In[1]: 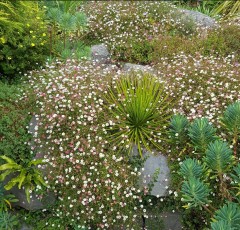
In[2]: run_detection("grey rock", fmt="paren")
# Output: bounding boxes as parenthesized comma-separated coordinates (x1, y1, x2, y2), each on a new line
(19, 223, 33, 230)
(180, 9, 218, 28)
(132, 147, 170, 197)
(122, 63, 155, 73)
(161, 211, 182, 230)
(10, 186, 56, 211)
(91, 44, 110, 64)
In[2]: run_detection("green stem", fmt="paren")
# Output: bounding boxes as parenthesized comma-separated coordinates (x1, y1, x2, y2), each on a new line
(233, 134, 238, 157)
(64, 30, 66, 49)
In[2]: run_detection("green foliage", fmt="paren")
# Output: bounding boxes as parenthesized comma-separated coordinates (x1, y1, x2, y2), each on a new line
(0, 183, 18, 211)
(0, 156, 47, 203)
(188, 118, 217, 153)
(171, 102, 240, 229)
(204, 140, 234, 175)
(212, 1, 240, 19)
(181, 177, 211, 209)
(221, 101, 240, 136)
(44, 0, 89, 61)
(0, 81, 33, 162)
(169, 114, 189, 145)
(201, 24, 240, 62)
(0, 211, 19, 230)
(231, 163, 240, 196)
(211, 220, 235, 230)
(104, 72, 171, 157)
(212, 202, 240, 229)
(179, 158, 203, 179)
(0, 1, 49, 78)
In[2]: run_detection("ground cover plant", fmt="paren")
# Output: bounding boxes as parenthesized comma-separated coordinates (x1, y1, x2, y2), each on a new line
(82, 1, 198, 64)
(0, 0, 240, 229)
(24, 61, 165, 229)
(82, 1, 240, 64)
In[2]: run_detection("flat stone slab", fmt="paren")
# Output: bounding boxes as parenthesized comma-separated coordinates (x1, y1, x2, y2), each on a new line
(132, 147, 170, 197)
(91, 44, 110, 64)
(122, 63, 155, 73)
(161, 212, 182, 230)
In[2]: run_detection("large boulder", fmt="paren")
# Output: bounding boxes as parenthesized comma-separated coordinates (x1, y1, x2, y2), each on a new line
(132, 147, 170, 197)
(180, 9, 218, 28)
(91, 44, 111, 64)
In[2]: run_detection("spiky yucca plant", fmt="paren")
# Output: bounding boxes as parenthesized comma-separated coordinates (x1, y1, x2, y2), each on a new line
(104, 72, 172, 157)
(212, 1, 240, 19)
(188, 118, 217, 154)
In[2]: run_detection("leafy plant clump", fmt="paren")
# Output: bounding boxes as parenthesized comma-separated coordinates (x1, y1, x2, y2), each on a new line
(0, 211, 19, 230)
(0, 1, 49, 78)
(0, 81, 33, 163)
(43, 0, 90, 61)
(0, 156, 47, 203)
(169, 102, 240, 229)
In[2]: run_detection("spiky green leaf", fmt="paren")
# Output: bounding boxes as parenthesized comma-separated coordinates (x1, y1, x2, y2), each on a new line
(181, 177, 211, 209)
(204, 140, 234, 174)
(169, 114, 189, 144)
(213, 202, 240, 229)
(180, 158, 203, 179)
(188, 118, 217, 153)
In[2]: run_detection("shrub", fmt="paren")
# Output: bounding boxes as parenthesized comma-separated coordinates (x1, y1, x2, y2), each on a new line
(201, 24, 240, 61)
(0, 1, 49, 78)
